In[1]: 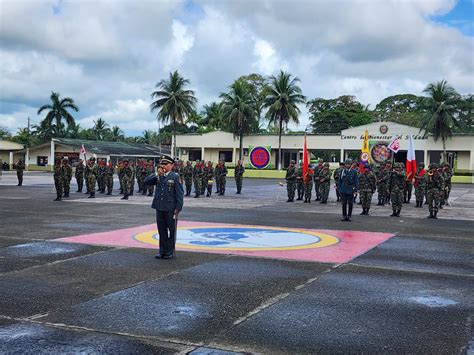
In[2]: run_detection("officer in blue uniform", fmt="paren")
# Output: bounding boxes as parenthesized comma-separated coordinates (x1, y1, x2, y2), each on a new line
(144, 154, 184, 259)
(338, 158, 359, 222)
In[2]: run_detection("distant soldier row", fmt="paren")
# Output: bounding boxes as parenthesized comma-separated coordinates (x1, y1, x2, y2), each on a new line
(285, 159, 453, 220)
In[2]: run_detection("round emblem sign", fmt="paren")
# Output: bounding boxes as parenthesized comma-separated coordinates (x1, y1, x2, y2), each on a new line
(249, 146, 271, 169)
(135, 226, 339, 251)
(370, 142, 393, 164)
(379, 124, 388, 134)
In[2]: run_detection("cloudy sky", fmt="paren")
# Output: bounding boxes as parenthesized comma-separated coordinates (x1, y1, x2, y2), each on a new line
(0, 0, 473, 136)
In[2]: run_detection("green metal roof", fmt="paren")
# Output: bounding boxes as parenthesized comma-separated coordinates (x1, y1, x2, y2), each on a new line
(53, 138, 170, 156)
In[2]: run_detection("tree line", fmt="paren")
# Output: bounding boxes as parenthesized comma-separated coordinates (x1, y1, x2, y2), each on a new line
(1, 71, 472, 167)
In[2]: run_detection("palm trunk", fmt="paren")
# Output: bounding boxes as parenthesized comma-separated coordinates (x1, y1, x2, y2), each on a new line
(239, 130, 243, 161)
(442, 138, 447, 163)
(173, 118, 177, 158)
(278, 117, 283, 170)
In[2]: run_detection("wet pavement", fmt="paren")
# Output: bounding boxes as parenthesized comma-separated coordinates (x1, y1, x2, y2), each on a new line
(0, 172, 473, 353)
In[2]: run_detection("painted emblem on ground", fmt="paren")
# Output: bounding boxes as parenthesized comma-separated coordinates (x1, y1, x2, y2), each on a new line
(55, 221, 393, 263)
(135, 226, 339, 251)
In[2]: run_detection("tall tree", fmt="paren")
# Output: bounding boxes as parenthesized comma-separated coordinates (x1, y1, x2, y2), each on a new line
(220, 79, 256, 160)
(238, 73, 270, 131)
(92, 117, 110, 140)
(307, 95, 373, 134)
(420, 80, 461, 161)
(202, 102, 229, 131)
(108, 125, 125, 141)
(0, 126, 11, 139)
(37, 92, 79, 138)
(373, 94, 427, 126)
(264, 71, 306, 169)
(150, 70, 197, 157)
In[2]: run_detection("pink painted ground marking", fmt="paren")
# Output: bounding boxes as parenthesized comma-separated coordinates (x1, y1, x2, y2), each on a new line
(55, 220, 393, 264)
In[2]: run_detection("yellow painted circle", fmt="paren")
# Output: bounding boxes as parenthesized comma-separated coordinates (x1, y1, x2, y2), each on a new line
(134, 225, 339, 251)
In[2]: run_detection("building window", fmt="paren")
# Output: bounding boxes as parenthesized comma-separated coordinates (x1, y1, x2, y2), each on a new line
(188, 149, 202, 161)
(219, 150, 233, 162)
(37, 156, 48, 166)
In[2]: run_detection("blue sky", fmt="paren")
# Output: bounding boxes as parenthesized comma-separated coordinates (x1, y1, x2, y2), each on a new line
(0, 0, 473, 137)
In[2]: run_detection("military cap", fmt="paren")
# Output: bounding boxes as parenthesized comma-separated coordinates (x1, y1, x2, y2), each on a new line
(123, 159, 129, 163)
(160, 154, 175, 165)
(324, 162, 329, 167)
(290, 160, 296, 164)
(344, 158, 353, 164)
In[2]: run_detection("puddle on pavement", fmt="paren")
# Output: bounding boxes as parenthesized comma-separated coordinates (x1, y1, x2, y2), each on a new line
(409, 296, 458, 308)
(7, 242, 79, 257)
(0, 324, 47, 340)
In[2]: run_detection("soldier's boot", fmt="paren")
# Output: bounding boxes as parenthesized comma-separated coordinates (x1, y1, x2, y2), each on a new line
(88, 192, 95, 198)
(129, 190, 134, 196)
(54, 194, 61, 201)
(101, 189, 105, 194)
(427, 211, 433, 219)
(194, 193, 199, 198)
(303, 198, 308, 203)
(64, 192, 69, 198)
(121, 194, 128, 200)
(390, 210, 397, 217)
(366, 208, 370, 215)
(396, 209, 401, 217)
(407, 193, 411, 203)
(433, 211, 438, 219)
(106, 191, 112, 195)
(360, 208, 366, 215)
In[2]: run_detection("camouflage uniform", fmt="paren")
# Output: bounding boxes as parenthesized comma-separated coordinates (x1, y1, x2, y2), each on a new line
(389, 164, 405, 216)
(318, 164, 331, 203)
(217, 163, 228, 195)
(425, 164, 443, 218)
(404, 177, 413, 204)
(129, 163, 135, 196)
(375, 165, 388, 205)
(97, 163, 106, 193)
(204, 163, 214, 197)
(441, 164, 453, 206)
(313, 161, 323, 201)
(86, 160, 98, 198)
(234, 162, 245, 194)
(75, 161, 84, 192)
(359, 168, 376, 215)
(296, 166, 304, 200)
(285, 162, 297, 202)
(303, 169, 313, 203)
(62, 161, 72, 197)
(333, 164, 343, 202)
(136, 161, 144, 193)
(201, 163, 208, 195)
(121, 163, 133, 200)
(16, 160, 25, 186)
(183, 162, 193, 196)
(105, 163, 114, 195)
(193, 162, 203, 198)
(437, 168, 446, 209)
(117, 162, 124, 194)
(53, 161, 64, 201)
(145, 163, 155, 196)
(413, 165, 426, 207)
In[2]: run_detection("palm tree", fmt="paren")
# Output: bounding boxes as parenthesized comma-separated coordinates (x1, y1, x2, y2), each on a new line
(420, 80, 461, 162)
(37, 92, 79, 138)
(66, 122, 81, 139)
(220, 79, 256, 160)
(93, 117, 110, 140)
(264, 71, 306, 169)
(150, 70, 197, 157)
(203, 102, 227, 131)
(108, 125, 124, 142)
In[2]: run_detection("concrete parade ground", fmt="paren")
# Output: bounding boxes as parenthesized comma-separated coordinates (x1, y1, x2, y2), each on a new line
(0, 171, 473, 354)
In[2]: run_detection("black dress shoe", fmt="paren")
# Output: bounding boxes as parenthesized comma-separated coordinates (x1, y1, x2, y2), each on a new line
(341, 217, 347, 221)
(163, 254, 174, 259)
(154, 254, 164, 259)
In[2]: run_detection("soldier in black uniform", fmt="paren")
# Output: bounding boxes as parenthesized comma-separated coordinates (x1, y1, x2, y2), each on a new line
(144, 155, 184, 260)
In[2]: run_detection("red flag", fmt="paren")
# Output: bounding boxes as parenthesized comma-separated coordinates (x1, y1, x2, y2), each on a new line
(303, 134, 309, 183)
(406, 134, 417, 181)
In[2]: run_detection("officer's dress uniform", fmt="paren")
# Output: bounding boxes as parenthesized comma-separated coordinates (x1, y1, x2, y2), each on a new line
(144, 168, 184, 259)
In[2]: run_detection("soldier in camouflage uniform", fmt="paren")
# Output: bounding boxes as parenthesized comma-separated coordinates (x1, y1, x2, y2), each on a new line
(129, 162, 135, 196)
(121, 160, 133, 200)
(313, 159, 323, 201)
(413, 163, 426, 207)
(303, 166, 313, 203)
(375, 163, 386, 205)
(359, 164, 377, 215)
(177, 160, 184, 185)
(200, 161, 207, 195)
(16, 159, 25, 186)
(389, 163, 405, 217)
(193, 160, 203, 198)
(425, 163, 443, 219)
(318, 162, 331, 204)
(215, 161, 221, 194)
(86, 158, 98, 198)
(99, 160, 107, 193)
(404, 166, 413, 204)
(145, 161, 155, 196)
(437, 166, 446, 209)
(296, 163, 304, 200)
(441, 162, 453, 206)
(333, 162, 344, 202)
(217, 160, 228, 195)
(183, 161, 193, 196)
(117, 161, 124, 194)
(136, 160, 144, 193)
(204, 161, 214, 197)
(234, 159, 245, 194)
(104, 161, 114, 195)
(285, 160, 297, 202)
(53, 159, 64, 201)
(75, 159, 84, 192)
(62, 158, 72, 197)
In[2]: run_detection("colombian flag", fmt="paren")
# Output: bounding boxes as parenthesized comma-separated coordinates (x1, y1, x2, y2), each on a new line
(360, 129, 370, 172)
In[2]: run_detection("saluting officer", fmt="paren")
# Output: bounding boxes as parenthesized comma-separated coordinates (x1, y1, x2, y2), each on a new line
(144, 155, 184, 260)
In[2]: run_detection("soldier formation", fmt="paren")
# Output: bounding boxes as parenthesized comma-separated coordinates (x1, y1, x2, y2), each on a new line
(285, 158, 453, 220)
(53, 157, 245, 202)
